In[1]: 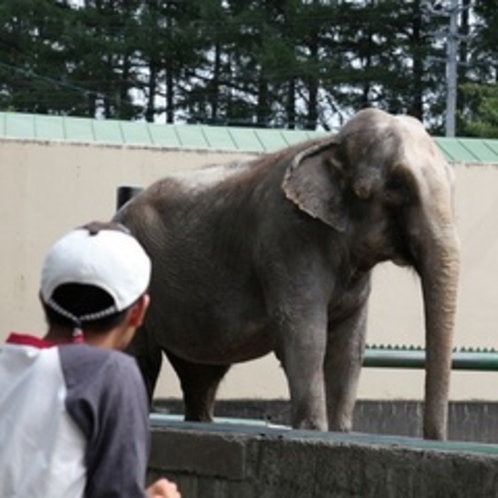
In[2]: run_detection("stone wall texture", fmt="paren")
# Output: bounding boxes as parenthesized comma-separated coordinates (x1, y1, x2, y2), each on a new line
(148, 421, 498, 498)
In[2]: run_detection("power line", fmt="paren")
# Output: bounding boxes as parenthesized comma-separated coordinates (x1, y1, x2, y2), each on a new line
(0, 61, 118, 103)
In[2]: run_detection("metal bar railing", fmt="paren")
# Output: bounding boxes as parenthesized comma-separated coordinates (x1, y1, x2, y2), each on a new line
(364, 346, 498, 371)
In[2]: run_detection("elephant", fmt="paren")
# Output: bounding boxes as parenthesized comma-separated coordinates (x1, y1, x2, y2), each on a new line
(114, 107, 460, 440)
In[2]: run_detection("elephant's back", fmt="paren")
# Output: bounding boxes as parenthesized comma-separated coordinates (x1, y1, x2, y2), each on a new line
(110, 150, 311, 363)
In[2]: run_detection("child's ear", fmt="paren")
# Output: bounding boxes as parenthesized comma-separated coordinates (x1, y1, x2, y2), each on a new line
(127, 294, 150, 327)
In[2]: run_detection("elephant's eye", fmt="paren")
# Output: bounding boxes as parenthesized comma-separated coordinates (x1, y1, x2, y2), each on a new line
(384, 173, 410, 206)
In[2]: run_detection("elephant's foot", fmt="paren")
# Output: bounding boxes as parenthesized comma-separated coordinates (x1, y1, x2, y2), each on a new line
(290, 399, 328, 431)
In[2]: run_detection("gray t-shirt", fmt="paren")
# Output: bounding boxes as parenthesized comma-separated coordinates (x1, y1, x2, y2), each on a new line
(0, 333, 150, 498)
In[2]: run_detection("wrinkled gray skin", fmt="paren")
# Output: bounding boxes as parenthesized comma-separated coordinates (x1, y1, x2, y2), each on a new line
(114, 108, 460, 440)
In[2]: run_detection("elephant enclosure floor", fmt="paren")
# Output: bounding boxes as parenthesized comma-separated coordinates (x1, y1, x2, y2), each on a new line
(153, 398, 498, 444)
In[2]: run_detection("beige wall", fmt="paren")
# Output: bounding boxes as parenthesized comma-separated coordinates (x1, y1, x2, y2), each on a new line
(1, 138, 498, 402)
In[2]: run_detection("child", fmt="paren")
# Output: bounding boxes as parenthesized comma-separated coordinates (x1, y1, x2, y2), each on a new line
(0, 221, 180, 498)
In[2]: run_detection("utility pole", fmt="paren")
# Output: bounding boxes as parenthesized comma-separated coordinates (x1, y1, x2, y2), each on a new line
(424, 0, 466, 137)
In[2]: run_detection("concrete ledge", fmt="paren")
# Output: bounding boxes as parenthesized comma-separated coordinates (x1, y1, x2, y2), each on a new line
(148, 420, 498, 498)
(154, 399, 498, 443)
(150, 430, 247, 480)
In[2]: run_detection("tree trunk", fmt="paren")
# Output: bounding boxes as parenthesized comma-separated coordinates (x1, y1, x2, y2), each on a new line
(287, 77, 296, 129)
(409, 1, 424, 120)
(210, 41, 221, 122)
(256, 75, 268, 127)
(145, 61, 157, 123)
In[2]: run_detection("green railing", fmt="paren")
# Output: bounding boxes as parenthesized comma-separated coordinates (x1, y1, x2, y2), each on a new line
(364, 345, 498, 371)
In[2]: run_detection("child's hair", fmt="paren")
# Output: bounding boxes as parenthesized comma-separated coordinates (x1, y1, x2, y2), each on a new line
(42, 283, 130, 333)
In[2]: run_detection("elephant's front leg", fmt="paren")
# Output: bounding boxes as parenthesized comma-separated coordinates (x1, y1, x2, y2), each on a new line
(324, 303, 368, 432)
(276, 308, 328, 431)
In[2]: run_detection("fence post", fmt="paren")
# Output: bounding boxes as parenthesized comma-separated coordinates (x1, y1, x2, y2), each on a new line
(116, 186, 143, 211)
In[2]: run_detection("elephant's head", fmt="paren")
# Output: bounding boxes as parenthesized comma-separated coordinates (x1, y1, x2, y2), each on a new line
(283, 108, 460, 440)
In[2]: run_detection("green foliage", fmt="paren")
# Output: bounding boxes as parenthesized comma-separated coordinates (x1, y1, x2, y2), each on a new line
(0, 0, 494, 134)
(0, 0, 70, 113)
(459, 84, 498, 138)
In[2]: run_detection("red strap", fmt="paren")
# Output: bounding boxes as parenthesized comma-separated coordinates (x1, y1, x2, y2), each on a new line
(6, 333, 55, 349)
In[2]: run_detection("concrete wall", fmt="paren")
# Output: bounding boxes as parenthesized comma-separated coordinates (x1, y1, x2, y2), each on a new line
(147, 421, 498, 498)
(2, 138, 498, 401)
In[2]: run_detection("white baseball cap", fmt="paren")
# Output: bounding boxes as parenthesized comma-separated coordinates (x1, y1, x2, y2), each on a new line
(41, 225, 151, 321)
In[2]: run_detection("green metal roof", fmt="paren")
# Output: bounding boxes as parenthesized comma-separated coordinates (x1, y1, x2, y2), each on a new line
(1, 111, 497, 164)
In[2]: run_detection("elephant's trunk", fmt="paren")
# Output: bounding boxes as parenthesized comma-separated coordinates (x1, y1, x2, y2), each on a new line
(419, 220, 460, 440)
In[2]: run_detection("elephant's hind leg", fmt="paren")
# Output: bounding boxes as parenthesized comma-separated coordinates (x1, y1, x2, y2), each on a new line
(126, 326, 163, 403)
(165, 352, 230, 422)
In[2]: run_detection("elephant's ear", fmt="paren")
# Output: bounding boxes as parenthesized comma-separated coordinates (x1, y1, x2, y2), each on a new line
(282, 137, 347, 232)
